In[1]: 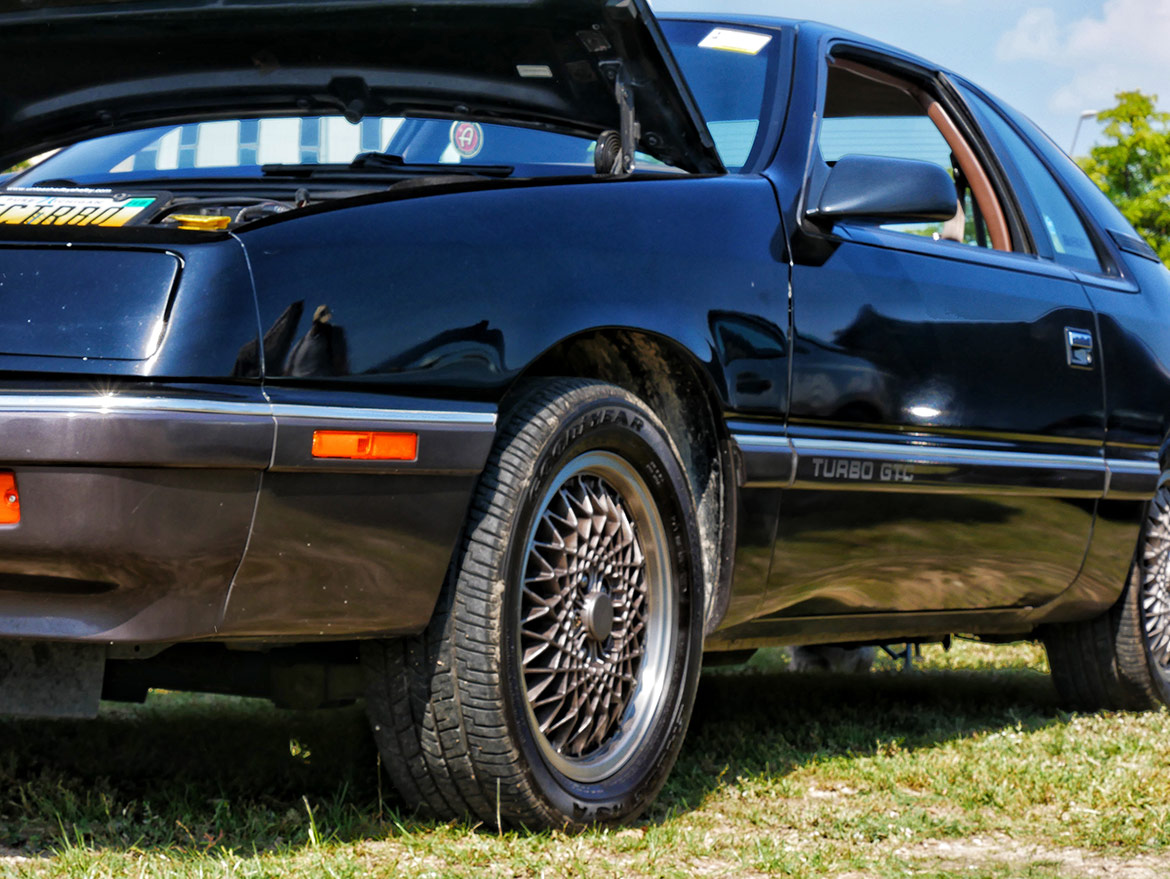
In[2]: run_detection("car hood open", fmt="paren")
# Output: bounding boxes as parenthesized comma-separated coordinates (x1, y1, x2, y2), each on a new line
(0, 0, 724, 173)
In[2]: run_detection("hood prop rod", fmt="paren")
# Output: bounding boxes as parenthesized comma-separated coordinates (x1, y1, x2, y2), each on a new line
(597, 61, 640, 176)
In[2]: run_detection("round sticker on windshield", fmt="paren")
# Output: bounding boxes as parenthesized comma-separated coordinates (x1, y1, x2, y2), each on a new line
(450, 122, 484, 159)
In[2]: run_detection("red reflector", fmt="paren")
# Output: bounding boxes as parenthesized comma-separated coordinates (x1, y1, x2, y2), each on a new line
(311, 430, 418, 461)
(0, 472, 19, 525)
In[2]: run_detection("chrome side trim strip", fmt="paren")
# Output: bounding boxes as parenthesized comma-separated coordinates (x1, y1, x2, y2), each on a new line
(1104, 457, 1161, 500)
(731, 434, 790, 450)
(732, 432, 1108, 495)
(0, 394, 497, 426)
(730, 433, 797, 487)
(733, 431, 1170, 501)
(792, 437, 1103, 471)
(732, 431, 1163, 498)
(1106, 458, 1161, 476)
(0, 394, 271, 417)
(271, 403, 496, 425)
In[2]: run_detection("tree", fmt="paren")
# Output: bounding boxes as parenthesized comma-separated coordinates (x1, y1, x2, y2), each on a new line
(1079, 90, 1170, 263)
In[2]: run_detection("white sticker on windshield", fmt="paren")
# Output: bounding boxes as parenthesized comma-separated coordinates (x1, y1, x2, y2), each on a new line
(698, 28, 772, 55)
(516, 64, 554, 78)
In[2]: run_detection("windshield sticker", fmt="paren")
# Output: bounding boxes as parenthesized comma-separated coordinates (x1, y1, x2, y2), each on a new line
(516, 64, 554, 79)
(450, 122, 484, 159)
(0, 190, 161, 227)
(698, 28, 772, 55)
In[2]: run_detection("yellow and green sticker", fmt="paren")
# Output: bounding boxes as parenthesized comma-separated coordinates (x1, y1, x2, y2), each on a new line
(0, 192, 158, 227)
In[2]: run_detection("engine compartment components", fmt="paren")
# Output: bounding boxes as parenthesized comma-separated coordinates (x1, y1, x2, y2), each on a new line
(156, 197, 293, 230)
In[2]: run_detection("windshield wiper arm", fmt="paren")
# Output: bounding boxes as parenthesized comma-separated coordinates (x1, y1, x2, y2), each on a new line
(349, 151, 406, 169)
(261, 160, 513, 179)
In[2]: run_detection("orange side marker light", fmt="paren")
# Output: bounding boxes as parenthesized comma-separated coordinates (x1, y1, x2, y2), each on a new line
(0, 472, 19, 525)
(311, 430, 418, 461)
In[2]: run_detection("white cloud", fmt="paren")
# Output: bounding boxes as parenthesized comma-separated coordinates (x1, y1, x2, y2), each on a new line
(997, 0, 1170, 112)
(997, 7, 1063, 60)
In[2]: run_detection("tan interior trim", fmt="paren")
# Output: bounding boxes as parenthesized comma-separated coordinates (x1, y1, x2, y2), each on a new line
(827, 57, 1012, 252)
(925, 100, 1010, 252)
(831, 57, 920, 95)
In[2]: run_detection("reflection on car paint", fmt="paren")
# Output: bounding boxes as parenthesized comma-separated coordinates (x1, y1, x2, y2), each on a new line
(285, 305, 349, 377)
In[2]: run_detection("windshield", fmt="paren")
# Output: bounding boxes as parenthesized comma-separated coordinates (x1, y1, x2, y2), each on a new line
(660, 20, 783, 171)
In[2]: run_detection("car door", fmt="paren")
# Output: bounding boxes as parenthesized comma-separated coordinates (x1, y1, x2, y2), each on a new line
(760, 48, 1106, 619)
(953, 79, 1165, 601)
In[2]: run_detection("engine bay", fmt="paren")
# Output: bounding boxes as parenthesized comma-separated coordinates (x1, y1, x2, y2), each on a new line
(154, 196, 298, 231)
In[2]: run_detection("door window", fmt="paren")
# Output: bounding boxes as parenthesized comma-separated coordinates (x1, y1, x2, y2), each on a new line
(959, 87, 1104, 274)
(816, 58, 1010, 251)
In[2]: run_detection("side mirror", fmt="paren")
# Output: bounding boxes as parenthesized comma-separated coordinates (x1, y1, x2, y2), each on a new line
(805, 154, 958, 228)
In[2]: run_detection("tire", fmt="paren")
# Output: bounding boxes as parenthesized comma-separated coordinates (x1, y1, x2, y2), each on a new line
(1043, 483, 1170, 711)
(363, 378, 704, 829)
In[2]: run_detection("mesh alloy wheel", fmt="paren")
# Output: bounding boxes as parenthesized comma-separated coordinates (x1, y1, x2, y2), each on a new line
(363, 379, 705, 829)
(518, 452, 675, 783)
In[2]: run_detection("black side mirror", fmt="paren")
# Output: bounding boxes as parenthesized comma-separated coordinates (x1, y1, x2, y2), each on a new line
(805, 154, 958, 228)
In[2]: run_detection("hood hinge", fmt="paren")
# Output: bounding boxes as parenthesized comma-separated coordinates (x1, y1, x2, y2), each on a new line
(598, 60, 640, 176)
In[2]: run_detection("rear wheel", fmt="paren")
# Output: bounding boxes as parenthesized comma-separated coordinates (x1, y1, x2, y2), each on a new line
(363, 378, 704, 828)
(1043, 483, 1170, 711)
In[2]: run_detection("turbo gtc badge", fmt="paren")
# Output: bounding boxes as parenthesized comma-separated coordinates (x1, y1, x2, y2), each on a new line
(812, 458, 915, 483)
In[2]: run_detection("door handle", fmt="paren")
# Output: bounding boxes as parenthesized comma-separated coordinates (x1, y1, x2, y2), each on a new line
(1065, 327, 1094, 369)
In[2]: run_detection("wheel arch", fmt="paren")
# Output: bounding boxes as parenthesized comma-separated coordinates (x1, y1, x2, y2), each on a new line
(505, 328, 738, 636)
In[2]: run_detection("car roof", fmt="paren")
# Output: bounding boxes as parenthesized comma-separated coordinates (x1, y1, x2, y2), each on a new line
(660, 12, 958, 82)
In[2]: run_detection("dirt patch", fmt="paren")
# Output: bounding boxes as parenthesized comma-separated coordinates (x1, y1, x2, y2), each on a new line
(896, 835, 1170, 878)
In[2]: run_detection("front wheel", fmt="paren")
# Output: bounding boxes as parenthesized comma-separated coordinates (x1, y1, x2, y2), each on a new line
(363, 379, 704, 828)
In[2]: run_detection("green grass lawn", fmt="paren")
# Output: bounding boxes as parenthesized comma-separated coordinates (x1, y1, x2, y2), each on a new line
(2, 640, 1169, 877)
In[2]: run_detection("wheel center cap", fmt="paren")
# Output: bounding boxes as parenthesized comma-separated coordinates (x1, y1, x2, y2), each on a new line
(582, 591, 614, 642)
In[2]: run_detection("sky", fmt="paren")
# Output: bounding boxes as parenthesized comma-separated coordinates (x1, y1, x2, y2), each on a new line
(652, 0, 1170, 155)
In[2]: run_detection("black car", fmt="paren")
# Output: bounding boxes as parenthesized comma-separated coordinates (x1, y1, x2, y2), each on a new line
(1, 0, 1168, 830)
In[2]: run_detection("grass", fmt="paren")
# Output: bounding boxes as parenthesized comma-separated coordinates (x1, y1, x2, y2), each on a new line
(2, 640, 1169, 877)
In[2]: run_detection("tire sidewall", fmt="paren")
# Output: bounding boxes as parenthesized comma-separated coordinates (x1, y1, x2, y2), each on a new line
(1138, 486, 1170, 702)
(1141, 633, 1170, 702)
(499, 388, 703, 826)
